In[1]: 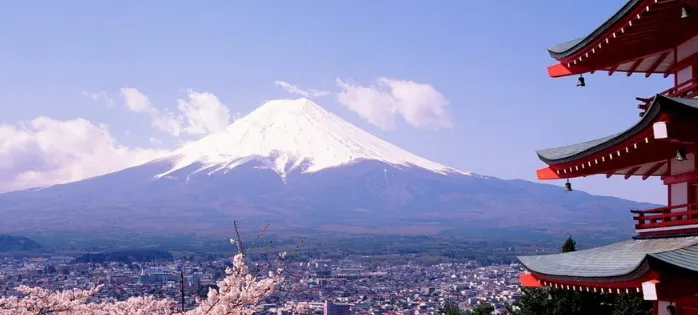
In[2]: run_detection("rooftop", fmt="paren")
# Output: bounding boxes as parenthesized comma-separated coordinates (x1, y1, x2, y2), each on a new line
(536, 95, 698, 165)
(519, 236, 698, 279)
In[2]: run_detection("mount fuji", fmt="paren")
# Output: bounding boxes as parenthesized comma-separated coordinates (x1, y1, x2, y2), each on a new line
(156, 98, 468, 181)
(0, 99, 655, 242)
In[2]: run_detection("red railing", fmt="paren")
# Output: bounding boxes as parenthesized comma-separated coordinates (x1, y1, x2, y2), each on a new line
(631, 203, 698, 231)
(636, 77, 698, 115)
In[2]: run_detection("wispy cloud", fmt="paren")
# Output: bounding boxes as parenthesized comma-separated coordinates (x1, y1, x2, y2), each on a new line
(0, 86, 241, 193)
(274, 80, 330, 99)
(336, 77, 451, 130)
(80, 90, 114, 107)
(120, 88, 235, 137)
(176, 89, 233, 135)
(120, 88, 183, 136)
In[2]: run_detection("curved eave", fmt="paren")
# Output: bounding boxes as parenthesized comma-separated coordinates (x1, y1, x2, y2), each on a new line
(536, 95, 698, 166)
(518, 270, 658, 293)
(518, 237, 698, 283)
(519, 262, 651, 285)
(520, 268, 655, 289)
(648, 243, 698, 272)
(547, 0, 645, 59)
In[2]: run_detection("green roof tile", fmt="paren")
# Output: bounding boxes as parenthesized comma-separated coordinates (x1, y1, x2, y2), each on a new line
(548, 0, 643, 59)
(518, 237, 698, 278)
(536, 95, 698, 164)
(649, 243, 698, 272)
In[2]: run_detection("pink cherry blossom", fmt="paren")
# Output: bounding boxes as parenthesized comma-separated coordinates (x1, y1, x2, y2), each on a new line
(0, 253, 287, 315)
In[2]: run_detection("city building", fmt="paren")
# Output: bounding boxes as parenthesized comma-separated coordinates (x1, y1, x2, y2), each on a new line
(324, 300, 351, 315)
(517, 1, 698, 314)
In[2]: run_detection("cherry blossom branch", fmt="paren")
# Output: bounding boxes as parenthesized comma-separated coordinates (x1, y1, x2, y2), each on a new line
(0, 223, 305, 315)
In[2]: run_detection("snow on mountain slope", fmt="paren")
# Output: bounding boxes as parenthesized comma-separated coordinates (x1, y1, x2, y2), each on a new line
(155, 98, 470, 179)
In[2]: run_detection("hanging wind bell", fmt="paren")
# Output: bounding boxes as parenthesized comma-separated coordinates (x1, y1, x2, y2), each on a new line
(681, 3, 692, 19)
(667, 303, 677, 315)
(676, 146, 687, 161)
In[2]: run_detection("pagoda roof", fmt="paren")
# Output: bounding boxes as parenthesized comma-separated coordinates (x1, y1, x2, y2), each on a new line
(650, 241, 698, 270)
(548, 0, 643, 59)
(518, 236, 698, 280)
(545, 0, 698, 77)
(537, 134, 620, 165)
(537, 95, 698, 165)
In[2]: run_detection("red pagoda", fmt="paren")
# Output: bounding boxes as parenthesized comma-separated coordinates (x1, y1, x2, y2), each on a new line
(517, 1, 698, 314)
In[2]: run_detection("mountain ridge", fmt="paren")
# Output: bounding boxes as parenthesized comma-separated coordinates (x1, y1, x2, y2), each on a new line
(0, 98, 656, 244)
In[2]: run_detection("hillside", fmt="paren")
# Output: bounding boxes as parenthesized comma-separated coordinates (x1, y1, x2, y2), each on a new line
(0, 99, 656, 245)
(0, 235, 42, 251)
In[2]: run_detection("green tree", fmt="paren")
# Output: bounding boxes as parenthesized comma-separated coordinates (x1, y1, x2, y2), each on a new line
(506, 288, 552, 315)
(561, 235, 576, 253)
(611, 293, 652, 315)
(440, 301, 495, 315)
(549, 289, 604, 315)
(439, 301, 464, 315)
(467, 303, 494, 315)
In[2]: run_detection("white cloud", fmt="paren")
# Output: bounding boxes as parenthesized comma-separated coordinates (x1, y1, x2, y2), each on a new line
(0, 117, 168, 193)
(120, 88, 155, 113)
(335, 77, 451, 130)
(176, 90, 231, 135)
(274, 81, 330, 99)
(120, 88, 233, 137)
(120, 87, 183, 136)
(335, 79, 397, 129)
(80, 90, 114, 107)
(151, 111, 183, 137)
(0, 87, 235, 193)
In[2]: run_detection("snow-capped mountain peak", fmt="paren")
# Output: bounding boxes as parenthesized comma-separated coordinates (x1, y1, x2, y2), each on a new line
(155, 98, 470, 179)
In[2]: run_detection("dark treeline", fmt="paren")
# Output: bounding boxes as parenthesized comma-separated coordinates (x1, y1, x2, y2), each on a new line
(288, 235, 555, 266)
(170, 234, 559, 267)
(20, 231, 563, 267)
(0, 235, 42, 251)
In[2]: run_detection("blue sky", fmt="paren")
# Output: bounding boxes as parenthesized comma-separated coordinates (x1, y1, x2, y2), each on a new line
(0, 0, 670, 203)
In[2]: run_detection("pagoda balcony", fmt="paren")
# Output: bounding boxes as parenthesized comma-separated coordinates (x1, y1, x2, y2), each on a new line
(631, 203, 698, 237)
(637, 77, 698, 116)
